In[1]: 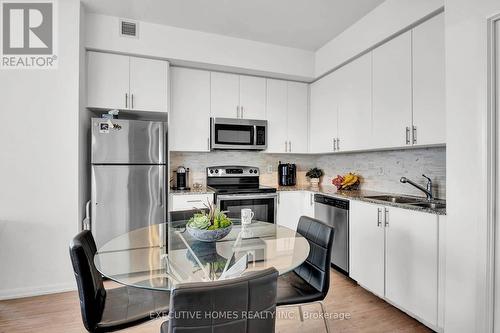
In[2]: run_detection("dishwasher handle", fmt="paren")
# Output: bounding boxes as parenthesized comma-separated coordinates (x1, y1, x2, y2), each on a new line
(314, 194, 349, 210)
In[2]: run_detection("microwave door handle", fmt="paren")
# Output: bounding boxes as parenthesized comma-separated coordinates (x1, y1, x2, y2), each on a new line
(253, 125, 257, 148)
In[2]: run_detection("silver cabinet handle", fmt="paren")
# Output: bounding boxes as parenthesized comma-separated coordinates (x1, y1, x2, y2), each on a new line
(289, 141, 292, 152)
(277, 193, 280, 204)
(310, 193, 313, 205)
(412, 126, 417, 144)
(158, 166, 164, 207)
(241, 106, 244, 118)
(405, 127, 410, 145)
(377, 208, 382, 227)
(125, 93, 128, 108)
(131, 94, 134, 109)
(384, 208, 389, 227)
(337, 138, 340, 151)
(187, 200, 203, 203)
(284, 141, 288, 152)
(333, 138, 336, 151)
(236, 106, 240, 118)
(207, 137, 210, 150)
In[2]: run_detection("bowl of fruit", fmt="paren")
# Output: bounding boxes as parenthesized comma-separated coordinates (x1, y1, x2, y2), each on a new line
(186, 202, 233, 242)
(332, 172, 360, 191)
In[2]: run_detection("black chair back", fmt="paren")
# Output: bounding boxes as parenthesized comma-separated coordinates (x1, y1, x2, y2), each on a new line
(69, 230, 106, 332)
(294, 216, 335, 298)
(165, 267, 279, 333)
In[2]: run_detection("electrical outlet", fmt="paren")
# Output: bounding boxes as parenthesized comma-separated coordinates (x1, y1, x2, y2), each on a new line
(267, 165, 273, 173)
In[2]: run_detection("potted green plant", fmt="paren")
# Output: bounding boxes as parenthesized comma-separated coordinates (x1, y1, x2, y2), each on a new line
(186, 201, 233, 242)
(306, 167, 324, 187)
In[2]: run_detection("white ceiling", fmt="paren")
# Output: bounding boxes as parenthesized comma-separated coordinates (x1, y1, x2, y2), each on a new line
(81, 0, 385, 51)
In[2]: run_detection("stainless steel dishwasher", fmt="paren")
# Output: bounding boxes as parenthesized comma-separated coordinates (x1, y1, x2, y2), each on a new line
(314, 194, 349, 274)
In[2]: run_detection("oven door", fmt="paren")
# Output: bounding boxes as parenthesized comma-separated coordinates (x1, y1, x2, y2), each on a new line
(211, 118, 267, 150)
(217, 193, 277, 223)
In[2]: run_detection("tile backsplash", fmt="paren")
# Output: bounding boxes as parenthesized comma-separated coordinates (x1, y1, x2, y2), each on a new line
(170, 146, 446, 199)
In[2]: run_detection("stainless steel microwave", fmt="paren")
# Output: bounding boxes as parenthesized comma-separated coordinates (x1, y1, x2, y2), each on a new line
(210, 118, 267, 150)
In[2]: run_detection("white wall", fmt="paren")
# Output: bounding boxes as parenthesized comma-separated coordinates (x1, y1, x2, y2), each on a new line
(85, 13, 315, 81)
(0, 0, 81, 299)
(444, 0, 500, 332)
(315, 0, 443, 77)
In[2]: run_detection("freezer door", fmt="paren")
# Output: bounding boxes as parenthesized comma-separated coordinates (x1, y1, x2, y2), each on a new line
(91, 165, 166, 248)
(91, 118, 166, 164)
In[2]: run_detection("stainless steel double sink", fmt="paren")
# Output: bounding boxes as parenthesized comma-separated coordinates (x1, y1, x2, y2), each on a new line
(364, 195, 446, 210)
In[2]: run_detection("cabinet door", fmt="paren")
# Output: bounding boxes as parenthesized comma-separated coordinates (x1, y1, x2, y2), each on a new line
(349, 201, 385, 297)
(277, 192, 303, 231)
(287, 82, 309, 153)
(412, 13, 445, 145)
(87, 52, 130, 109)
(309, 72, 339, 153)
(239, 76, 266, 119)
(266, 79, 288, 153)
(210, 72, 240, 118)
(302, 192, 315, 218)
(337, 53, 372, 151)
(372, 32, 412, 148)
(170, 68, 211, 152)
(129, 57, 168, 112)
(385, 207, 438, 326)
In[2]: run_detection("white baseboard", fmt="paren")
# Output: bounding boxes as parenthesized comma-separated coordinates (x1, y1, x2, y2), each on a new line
(0, 282, 77, 300)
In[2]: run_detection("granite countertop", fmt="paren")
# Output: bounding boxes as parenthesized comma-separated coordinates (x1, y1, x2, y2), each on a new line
(169, 185, 446, 215)
(275, 184, 446, 215)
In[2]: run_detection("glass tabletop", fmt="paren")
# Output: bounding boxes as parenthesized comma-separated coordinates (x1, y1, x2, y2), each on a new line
(94, 220, 310, 291)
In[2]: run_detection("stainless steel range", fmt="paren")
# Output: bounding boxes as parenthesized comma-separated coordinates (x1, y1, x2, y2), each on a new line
(207, 166, 277, 223)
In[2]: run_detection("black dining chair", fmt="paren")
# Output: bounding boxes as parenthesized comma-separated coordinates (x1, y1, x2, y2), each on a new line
(69, 230, 170, 332)
(277, 215, 335, 333)
(160, 267, 279, 333)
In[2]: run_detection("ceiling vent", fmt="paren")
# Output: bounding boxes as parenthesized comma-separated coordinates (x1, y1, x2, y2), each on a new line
(119, 19, 138, 38)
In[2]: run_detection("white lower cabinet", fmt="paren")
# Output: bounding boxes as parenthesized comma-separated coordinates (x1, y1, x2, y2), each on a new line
(277, 191, 315, 231)
(349, 201, 385, 297)
(385, 207, 438, 327)
(169, 193, 214, 211)
(350, 200, 440, 329)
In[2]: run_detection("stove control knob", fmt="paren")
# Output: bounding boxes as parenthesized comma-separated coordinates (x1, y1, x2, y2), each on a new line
(253, 169, 258, 174)
(249, 169, 253, 174)
(215, 169, 219, 174)
(209, 169, 214, 174)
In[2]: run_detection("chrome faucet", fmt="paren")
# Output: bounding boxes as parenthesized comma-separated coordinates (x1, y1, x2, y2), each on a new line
(400, 174, 433, 201)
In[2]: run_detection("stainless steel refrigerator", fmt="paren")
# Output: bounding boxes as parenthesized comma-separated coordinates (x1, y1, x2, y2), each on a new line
(90, 118, 167, 248)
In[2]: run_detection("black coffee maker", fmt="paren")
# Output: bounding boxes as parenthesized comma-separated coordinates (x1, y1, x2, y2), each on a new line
(172, 166, 190, 190)
(278, 162, 297, 186)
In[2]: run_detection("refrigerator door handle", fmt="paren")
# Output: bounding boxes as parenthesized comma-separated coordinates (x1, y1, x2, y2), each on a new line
(159, 166, 164, 207)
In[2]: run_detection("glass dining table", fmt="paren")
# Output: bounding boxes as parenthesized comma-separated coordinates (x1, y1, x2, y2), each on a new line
(94, 220, 310, 291)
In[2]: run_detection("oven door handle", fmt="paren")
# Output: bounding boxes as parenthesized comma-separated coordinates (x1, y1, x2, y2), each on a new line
(216, 193, 278, 201)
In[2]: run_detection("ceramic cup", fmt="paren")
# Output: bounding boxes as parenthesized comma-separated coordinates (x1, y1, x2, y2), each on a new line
(241, 208, 255, 225)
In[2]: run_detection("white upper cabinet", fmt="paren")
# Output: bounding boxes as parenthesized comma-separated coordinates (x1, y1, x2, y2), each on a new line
(287, 82, 309, 153)
(210, 72, 240, 118)
(266, 80, 309, 153)
(266, 79, 288, 153)
(129, 57, 168, 112)
(412, 13, 445, 145)
(239, 76, 267, 119)
(337, 53, 372, 152)
(385, 207, 439, 327)
(349, 200, 385, 297)
(372, 31, 412, 148)
(87, 52, 130, 110)
(170, 67, 211, 152)
(309, 71, 339, 153)
(210, 73, 266, 119)
(87, 51, 168, 112)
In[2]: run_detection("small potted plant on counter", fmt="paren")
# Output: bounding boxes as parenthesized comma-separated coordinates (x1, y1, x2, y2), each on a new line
(186, 201, 233, 242)
(306, 167, 324, 187)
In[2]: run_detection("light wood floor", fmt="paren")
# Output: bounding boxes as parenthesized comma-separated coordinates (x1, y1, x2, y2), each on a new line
(0, 270, 431, 333)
